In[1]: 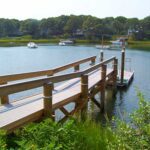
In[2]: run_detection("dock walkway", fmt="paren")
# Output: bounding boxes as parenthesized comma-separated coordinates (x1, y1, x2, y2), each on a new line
(0, 56, 118, 132)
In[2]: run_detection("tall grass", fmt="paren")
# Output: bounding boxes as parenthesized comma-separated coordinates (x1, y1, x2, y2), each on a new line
(128, 41, 150, 50)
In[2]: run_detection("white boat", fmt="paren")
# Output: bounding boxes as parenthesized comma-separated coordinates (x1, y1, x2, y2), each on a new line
(95, 45, 110, 49)
(27, 42, 38, 48)
(59, 40, 74, 46)
(108, 39, 127, 50)
(108, 40, 122, 50)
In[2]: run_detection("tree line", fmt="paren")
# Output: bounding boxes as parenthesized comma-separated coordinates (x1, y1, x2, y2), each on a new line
(0, 15, 149, 40)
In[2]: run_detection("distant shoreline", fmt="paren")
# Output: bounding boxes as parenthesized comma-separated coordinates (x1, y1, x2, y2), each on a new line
(0, 39, 150, 50)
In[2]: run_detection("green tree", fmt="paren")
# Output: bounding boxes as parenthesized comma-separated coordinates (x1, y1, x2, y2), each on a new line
(20, 19, 39, 37)
(63, 15, 83, 36)
(82, 16, 103, 39)
(113, 16, 128, 34)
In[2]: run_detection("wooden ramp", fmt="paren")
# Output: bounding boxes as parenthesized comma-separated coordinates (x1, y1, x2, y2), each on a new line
(0, 56, 118, 132)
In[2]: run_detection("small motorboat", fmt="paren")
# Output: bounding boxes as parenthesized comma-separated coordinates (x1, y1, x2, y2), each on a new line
(108, 38, 127, 50)
(27, 42, 38, 48)
(95, 45, 110, 49)
(58, 40, 74, 46)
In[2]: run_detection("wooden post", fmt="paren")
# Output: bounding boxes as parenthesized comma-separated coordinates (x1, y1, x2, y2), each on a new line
(0, 82, 9, 105)
(91, 58, 95, 65)
(113, 58, 118, 86)
(81, 74, 88, 119)
(74, 65, 80, 72)
(43, 82, 53, 118)
(121, 48, 125, 85)
(100, 50, 104, 62)
(100, 64, 107, 112)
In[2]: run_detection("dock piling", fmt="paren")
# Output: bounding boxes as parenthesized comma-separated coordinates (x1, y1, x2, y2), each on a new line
(100, 50, 104, 62)
(100, 64, 107, 112)
(113, 58, 118, 86)
(43, 82, 53, 118)
(121, 48, 125, 85)
(81, 74, 88, 118)
(74, 65, 80, 72)
(0, 82, 9, 105)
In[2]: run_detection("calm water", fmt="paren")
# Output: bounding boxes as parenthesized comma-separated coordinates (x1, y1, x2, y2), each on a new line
(0, 45, 150, 120)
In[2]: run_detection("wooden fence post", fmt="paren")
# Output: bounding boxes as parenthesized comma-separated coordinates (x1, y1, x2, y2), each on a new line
(100, 64, 107, 112)
(81, 74, 88, 119)
(113, 58, 118, 87)
(43, 82, 53, 118)
(0, 82, 9, 105)
(91, 58, 95, 65)
(121, 48, 125, 85)
(74, 65, 80, 72)
(100, 50, 104, 62)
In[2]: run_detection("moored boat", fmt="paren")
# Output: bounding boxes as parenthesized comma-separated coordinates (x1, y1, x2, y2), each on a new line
(58, 40, 74, 46)
(27, 42, 38, 48)
(95, 45, 110, 49)
(108, 38, 127, 50)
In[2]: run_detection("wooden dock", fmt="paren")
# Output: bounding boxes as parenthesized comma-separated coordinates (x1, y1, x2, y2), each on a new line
(117, 70, 134, 87)
(0, 56, 119, 132)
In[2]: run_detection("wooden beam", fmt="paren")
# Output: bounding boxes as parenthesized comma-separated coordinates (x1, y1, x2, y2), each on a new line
(60, 107, 70, 116)
(43, 82, 53, 118)
(2, 110, 43, 133)
(74, 65, 80, 72)
(113, 58, 118, 86)
(81, 74, 88, 106)
(83, 57, 115, 74)
(53, 56, 96, 74)
(100, 64, 107, 112)
(58, 109, 76, 123)
(100, 50, 104, 62)
(89, 85, 103, 98)
(1, 96, 9, 105)
(0, 72, 81, 96)
(81, 74, 88, 119)
(91, 98, 101, 108)
(0, 57, 116, 97)
(0, 56, 96, 83)
(121, 48, 125, 84)
(0, 82, 9, 105)
(90, 58, 96, 65)
(0, 70, 53, 84)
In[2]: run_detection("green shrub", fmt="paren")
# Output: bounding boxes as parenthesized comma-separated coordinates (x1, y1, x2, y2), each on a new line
(0, 91, 149, 150)
(0, 130, 7, 150)
(114, 91, 150, 149)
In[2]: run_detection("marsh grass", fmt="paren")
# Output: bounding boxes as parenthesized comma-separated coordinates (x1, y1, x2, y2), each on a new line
(128, 41, 150, 50)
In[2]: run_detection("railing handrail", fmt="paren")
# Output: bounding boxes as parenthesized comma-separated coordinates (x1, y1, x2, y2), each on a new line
(83, 56, 115, 74)
(0, 57, 116, 97)
(0, 56, 96, 84)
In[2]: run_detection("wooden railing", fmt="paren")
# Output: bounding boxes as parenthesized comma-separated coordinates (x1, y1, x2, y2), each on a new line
(0, 56, 117, 107)
(0, 56, 96, 105)
(0, 56, 96, 84)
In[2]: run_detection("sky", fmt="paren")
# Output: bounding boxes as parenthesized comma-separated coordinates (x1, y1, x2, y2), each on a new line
(0, 0, 149, 20)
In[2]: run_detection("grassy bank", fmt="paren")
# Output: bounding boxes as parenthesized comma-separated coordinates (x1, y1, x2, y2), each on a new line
(0, 38, 59, 47)
(0, 91, 150, 150)
(128, 40, 150, 50)
(0, 37, 150, 50)
(0, 37, 110, 47)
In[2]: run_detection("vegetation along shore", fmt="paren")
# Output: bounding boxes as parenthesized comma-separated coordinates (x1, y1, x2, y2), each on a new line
(0, 91, 149, 150)
(0, 15, 149, 49)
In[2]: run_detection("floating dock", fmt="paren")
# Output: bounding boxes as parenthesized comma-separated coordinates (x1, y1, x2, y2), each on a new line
(117, 70, 134, 87)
